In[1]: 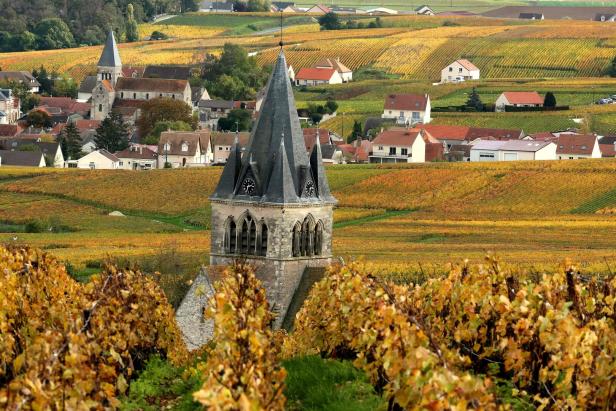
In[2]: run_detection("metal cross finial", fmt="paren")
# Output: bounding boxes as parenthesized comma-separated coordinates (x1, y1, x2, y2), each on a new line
(279, 11, 284, 49)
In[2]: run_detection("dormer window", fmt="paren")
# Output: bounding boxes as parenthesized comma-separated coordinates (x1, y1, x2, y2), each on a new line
(181, 142, 188, 152)
(164, 143, 171, 152)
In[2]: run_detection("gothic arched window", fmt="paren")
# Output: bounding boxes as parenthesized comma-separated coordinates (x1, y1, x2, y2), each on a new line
(228, 219, 236, 253)
(249, 219, 256, 255)
(260, 223, 268, 256)
(241, 220, 249, 253)
(314, 221, 323, 256)
(292, 222, 301, 257)
(300, 215, 315, 257)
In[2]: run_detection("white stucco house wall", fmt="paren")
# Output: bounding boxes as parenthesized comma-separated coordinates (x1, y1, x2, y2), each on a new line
(441, 59, 480, 83)
(295, 68, 343, 86)
(76, 149, 120, 169)
(495, 91, 543, 112)
(382, 94, 431, 125)
(555, 134, 601, 159)
(369, 128, 426, 163)
(470, 140, 556, 162)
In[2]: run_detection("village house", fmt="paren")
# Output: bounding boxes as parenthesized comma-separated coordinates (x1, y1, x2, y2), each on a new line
(36, 97, 90, 124)
(0, 89, 20, 125)
(337, 139, 371, 163)
(470, 139, 556, 162)
(415, 5, 435, 15)
(314, 58, 353, 82)
(210, 132, 250, 164)
(199, 0, 234, 12)
(595, 13, 616, 22)
(441, 59, 480, 83)
(0, 125, 22, 138)
(495, 91, 543, 112)
(198, 100, 235, 128)
(382, 93, 431, 125)
(75, 149, 120, 169)
(306, 4, 331, 13)
(599, 136, 616, 157)
(0, 71, 40, 93)
(114, 145, 158, 170)
(555, 133, 601, 159)
(0, 139, 64, 168)
(158, 130, 212, 168)
(295, 68, 343, 86)
(0, 150, 46, 167)
(90, 31, 192, 122)
(370, 128, 426, 163)
(367, 7, 398, 15)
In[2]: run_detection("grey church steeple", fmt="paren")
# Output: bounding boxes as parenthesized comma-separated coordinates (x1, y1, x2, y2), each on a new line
(98, 30, 122, 67)
(212, 51, 335, 205)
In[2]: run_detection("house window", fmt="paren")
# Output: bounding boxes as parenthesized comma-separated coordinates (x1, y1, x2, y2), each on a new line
(389, 147, 397, 155)
(401, 148, 408, 156)
(459, 68, 463, 73)
(146, 93, 149, 100)
(172, 95, 175, 99)
(449, 67, 453, 72)
(378, 146, 383, 151)
(479, 152, 495, 159)
(121, 92, 124, 98)
(218, 147, 223, 150)
(133, 93, 137, 99)
(89, 162, 95, 169)
(399, 111, 404, 117)
(98, 104, 102, 112)
(164, 143, 171, 152)
(181, 143, 188, 152)
(119, 161, 123, 166)
(412, 112, 420, 121)
(160, 93, 163, 97)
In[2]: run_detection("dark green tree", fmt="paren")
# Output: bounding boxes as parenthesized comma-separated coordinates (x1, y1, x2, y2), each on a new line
(150, 30, 169, 40)
(181, 0, 200, 12)
(57, 122, 83, 160)
(325, 99, 338, 114)
(465, 87, 484, 112)
(544, 92, 557, 108)
(349, 120, 363, 142)
(125, 4, 139, 42)
(34, 18, 75, 49)
(609, 55, 616, 77)
(144, 120, 193, 144)
(318, 12, 341, 30)
(26, 110, 52, 128)
(94, 112, 130, 153)
(35, 66, 53, 95)
(217, 109, 252, 131)
(136, 98, 196, 138)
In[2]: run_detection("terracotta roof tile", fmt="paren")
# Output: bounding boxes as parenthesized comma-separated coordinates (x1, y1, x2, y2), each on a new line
(456, 59, 479, 71)
(116, 77, 188, 93)
(418, 124, 470, 141)
(556, 134, 597, 155)
(502, 91, 543, 105)
(384, 94, 429, 111)
(296, 68, 337, 81)
(373, 128, 422, 146)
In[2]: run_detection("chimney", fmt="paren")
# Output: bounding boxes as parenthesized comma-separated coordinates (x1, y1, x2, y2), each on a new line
(139, 146, 142, 154)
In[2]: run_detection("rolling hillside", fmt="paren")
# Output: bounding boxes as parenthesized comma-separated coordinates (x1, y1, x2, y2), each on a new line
(1, 161, 616, 271)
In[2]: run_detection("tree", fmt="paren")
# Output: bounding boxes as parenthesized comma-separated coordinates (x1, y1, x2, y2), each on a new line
(94, 112, 130, 152)
(144, 120, 193, 144)
(27, 110, 52, 128)
(609, 55, 616, 77)
(544, 92, 556, 109)
(53, 74, 78, 98)
(150, 30, 168, 40)
(210, 74, 248, 101)
(349, 120, 363, 142)
(465, 87, 484, 112)
(318, 12, 341, 30)
(57, 122, 83, 160)
(35, 66, 53, 95)
(125, 4, 139, 43)
(181, 0, 200, 12)
(217, 109, 252, 132)
(136, 98, 195, 139)
(325, 99, 338, 114)
(34, 18, 75, 49)
(246, 0, 270, 12)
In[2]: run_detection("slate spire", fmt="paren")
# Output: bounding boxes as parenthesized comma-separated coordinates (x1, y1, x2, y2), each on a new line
(98, 30, 122, 67)
(211, 50, 336, 205)
(310, 133, 334, 202)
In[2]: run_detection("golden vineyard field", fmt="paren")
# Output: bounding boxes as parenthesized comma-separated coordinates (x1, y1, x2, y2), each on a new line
(0, 16, 615, 81)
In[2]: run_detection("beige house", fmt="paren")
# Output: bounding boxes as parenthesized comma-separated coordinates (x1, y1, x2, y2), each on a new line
(495, 91, 543, 112)
(370, 128, 426, 163)
(210, 132, 250, 164)
(470, 140, 556, 162)
(0, 89, 21, 125)
(115, 145, 158, 170)
(158, 130, 213, 168)
(555, 133, 601, 160)
(441, 59, 479, 83)
(314, 58, 353, 82)
(295, 68, 343, 86)
(382, 93, 431, 125)
(76, 149, 120, 169)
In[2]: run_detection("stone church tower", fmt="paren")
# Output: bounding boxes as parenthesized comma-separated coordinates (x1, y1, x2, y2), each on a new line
(209, 50, 337, 328)
(91, 30, 121, 121)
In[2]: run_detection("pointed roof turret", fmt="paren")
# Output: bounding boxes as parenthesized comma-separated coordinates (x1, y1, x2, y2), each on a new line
(310, 133, 335, 202)
(212, 133, 242, 199)
(263, 138, 299, 203)
(98, 30, 122, 67)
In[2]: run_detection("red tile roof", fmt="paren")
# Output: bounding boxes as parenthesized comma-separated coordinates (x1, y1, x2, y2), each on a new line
(372, 128, 422, 147)
(502, 91, 543, 105)
(296, 68, 337, 81)
(0, 124, 22, 137)
(101, 79, 114, 92)
(116, 77, 188, 93)
(455, 59, 479, 71)
(114, 146, 157, 160)
(467, 127, 523, 140)
(384, 94, 429, 111)
(556, 134, 597, 155)
(303, 128, 331, 151)
(600, 144, 616, 158)
(315, 58, 352, 73)
(418, 124, 470, 141)
(75, 119, 101, 130)
(529, 132, 555, 141)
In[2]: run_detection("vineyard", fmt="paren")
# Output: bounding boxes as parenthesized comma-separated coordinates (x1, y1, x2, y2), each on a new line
(0, 15, 615, 82)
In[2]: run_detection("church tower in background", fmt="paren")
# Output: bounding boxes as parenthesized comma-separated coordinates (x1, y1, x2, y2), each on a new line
(209, 50, 337, 327)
